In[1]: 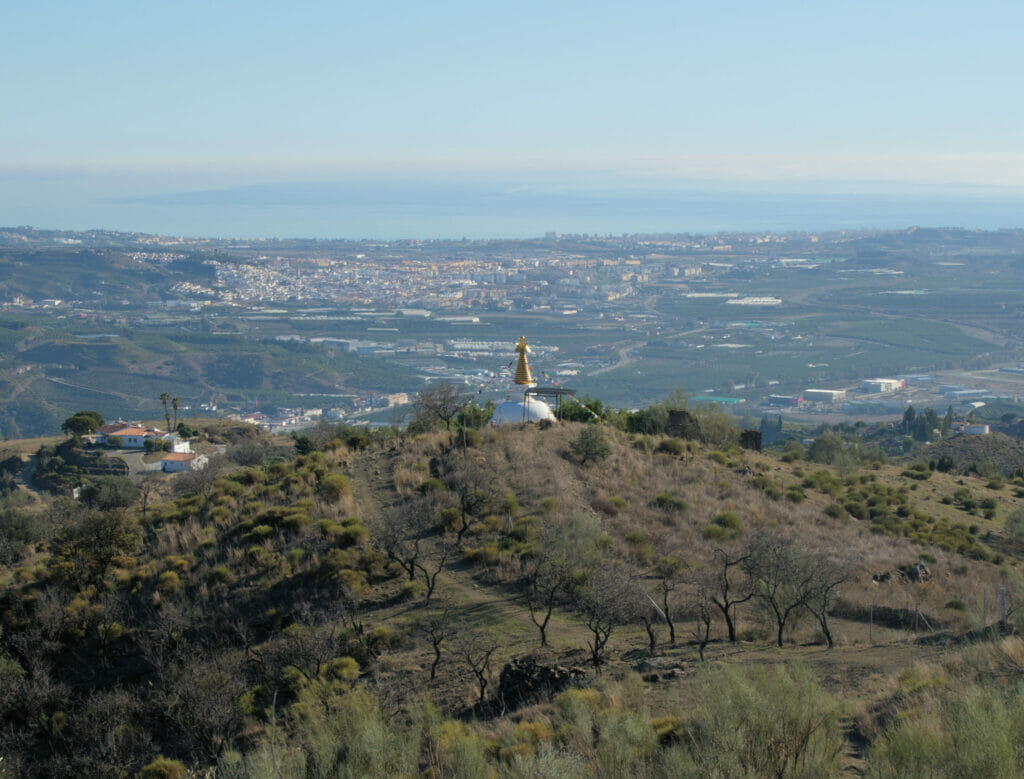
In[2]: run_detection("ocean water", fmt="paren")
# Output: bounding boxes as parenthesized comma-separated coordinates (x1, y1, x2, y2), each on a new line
(2, 176, 1023, 239)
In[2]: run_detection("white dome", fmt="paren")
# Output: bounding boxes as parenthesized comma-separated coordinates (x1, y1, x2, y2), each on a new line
(492, 396, 556, 425)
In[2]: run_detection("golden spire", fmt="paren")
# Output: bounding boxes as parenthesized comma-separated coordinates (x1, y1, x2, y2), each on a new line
(513, 335, 535, 386)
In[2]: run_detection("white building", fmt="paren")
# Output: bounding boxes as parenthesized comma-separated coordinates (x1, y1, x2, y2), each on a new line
(861, 378, 905, 393)
(161, 452, 208, 472)
(804, 389, 847, 402)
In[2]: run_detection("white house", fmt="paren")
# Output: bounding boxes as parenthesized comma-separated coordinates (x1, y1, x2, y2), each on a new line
(94, 421, 167, 448)
(161, 452, 208, 473)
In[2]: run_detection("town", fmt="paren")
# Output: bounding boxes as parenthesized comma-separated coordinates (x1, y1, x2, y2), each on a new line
(0, 226, 1022, 436)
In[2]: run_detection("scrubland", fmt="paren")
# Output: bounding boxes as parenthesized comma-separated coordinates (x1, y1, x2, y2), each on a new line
(2, 419, 1024, 776)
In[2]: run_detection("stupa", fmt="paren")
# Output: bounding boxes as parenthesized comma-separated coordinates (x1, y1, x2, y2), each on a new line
(491, 336, 557, 425)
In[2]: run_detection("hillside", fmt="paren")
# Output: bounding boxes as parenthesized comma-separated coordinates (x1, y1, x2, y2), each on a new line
(922, 431, 1024, 477)
(2, 421, 1024, 775)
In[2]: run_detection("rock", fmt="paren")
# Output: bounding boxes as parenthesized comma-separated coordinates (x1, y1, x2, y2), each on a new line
(497, 657, 588, 711)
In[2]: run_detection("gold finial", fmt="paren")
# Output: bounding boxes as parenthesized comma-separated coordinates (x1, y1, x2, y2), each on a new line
(513, 335, 535, 386)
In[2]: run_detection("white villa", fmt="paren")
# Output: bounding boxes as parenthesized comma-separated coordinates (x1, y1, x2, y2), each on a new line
(90, 420, 192, 452)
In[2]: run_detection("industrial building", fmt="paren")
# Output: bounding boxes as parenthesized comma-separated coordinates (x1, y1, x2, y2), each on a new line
(860, 378, 905, 393)
(803, 388, 847, 402)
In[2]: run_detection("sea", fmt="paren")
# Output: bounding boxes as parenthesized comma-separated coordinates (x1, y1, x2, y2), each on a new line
(2, 175, 1023, 240)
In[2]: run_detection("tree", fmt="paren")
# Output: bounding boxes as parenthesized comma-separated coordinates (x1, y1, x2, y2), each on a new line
(160, 393, 171, 432)
(688, 579, 716, 661)
(378, 498, 437, 582)
(377, 497, 450, 600)
(412, 601, 456, 681)
(411, 382, 468, 432)
(454, 627, 498, 704)
(807, 431, 844, 465)
(50, 509, 141, 588)
(561, 395, 604, 423)
(172, 397, 180, 430)
(79, 476, 139, 511)
(706, 547, 754, 642)
(61, 411, 104, 440)
(902, 405, 917, 434)
(576, 562, 636, 668)
(805, 551, 853, 649)
(440, 453, 497, 546)
(653, 555, 685, 645)
(569, 424, 611, 465)
(743, 531, 820, 648)
(455, 400, 495, 430)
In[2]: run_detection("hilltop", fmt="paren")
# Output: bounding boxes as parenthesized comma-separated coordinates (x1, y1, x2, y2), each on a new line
(2, 418, 1024, 775)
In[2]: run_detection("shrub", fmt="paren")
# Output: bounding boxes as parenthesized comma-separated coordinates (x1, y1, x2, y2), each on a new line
(140, 757, 188, 779)
(570, 425, 612, 465)
(210, 564, 233, 583)
(786, 486, 806, 503)
(318, 473, 352, 502)
(865, 683, 1024, 777)
(655, 438, 686, 456)
(824, 503, 845, 518)
(654, 493, 688, 513)
(400, 580, 426, 600)
(418, 477, 444, 495)
(669, 663, 842, 777)
(702, 511, 742, 542)
(156, 570, 182, 595)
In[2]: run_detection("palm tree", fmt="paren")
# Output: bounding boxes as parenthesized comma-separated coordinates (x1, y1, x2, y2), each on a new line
(160, 392, 171, 432)
(172, 397, 180, 431)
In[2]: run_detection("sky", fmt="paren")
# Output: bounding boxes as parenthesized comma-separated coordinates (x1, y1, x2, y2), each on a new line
(2, 1, 1024, 202)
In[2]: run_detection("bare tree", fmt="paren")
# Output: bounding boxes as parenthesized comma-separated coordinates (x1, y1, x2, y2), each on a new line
(524, 547, 572, 647)
(707, 547, 754, 642)
(576, 563, 636, 668)
(378, 498, 437, 582)
(160, 653, 247, 762)
(525, 513, 603, 647)
(440, 452, 497, 547)
(688, 576, 717, 661)
(631, 576, 664, 654)
(805, 551, 854, 649)
(420, 536, 453, 601)
(412, 382, 468, 432)
(743, 531, 820, 648)
(173, 453, 227, 498)
(653, 555, 685, 645)
(454, 627, 498, 703)
(412, 600, 457, 681)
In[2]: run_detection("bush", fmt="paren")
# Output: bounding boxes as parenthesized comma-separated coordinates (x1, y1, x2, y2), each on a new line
(418, 477, 444, 495)
(865, 683, 1024, 777)
(654, 493, 688, 513)
(655, 438, 686, 456)
(570, 425, 612, 465)
(318, 473, 351, 502)
(824, 503, 845, 519)
(668, 663, 842, 776)
(141, 757, 188, 779)
(702, 511, 742, 541)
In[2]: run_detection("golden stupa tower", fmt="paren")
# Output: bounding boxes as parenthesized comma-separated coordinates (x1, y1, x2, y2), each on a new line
(513, 336, 535, 386)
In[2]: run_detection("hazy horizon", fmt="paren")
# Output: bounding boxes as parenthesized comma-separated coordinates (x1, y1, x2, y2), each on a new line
(3, 171, 1024, 240)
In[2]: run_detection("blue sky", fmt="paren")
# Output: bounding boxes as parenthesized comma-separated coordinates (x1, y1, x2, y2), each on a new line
(2, 1, 1023, 190)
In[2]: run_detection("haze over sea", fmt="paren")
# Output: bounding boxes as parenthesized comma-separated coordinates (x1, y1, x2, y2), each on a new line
(3, 176, 1023, 240)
